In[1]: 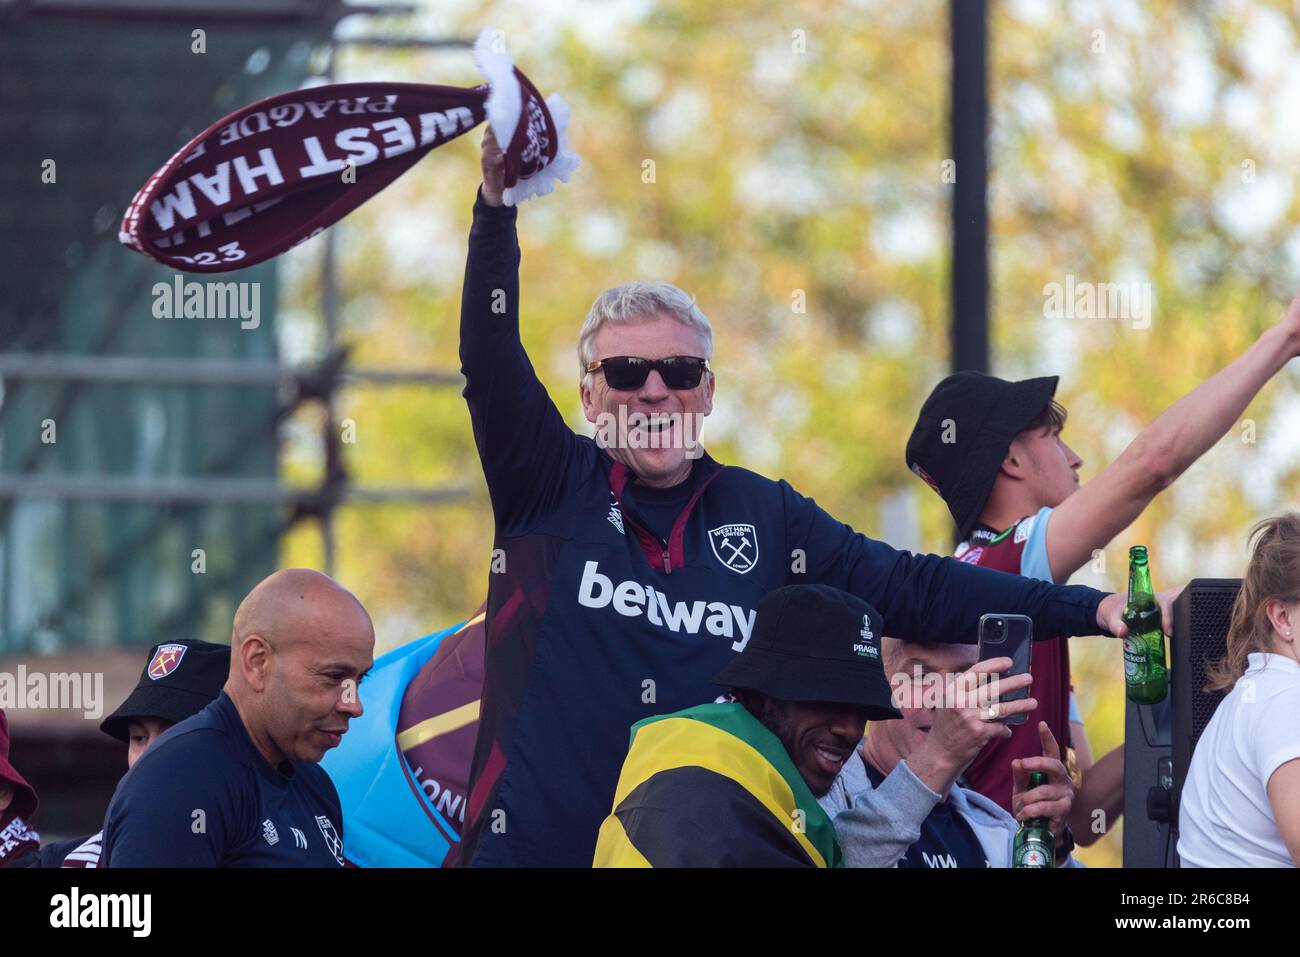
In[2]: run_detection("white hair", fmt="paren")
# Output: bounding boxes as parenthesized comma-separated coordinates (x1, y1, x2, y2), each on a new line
(577, 281, 714, 378)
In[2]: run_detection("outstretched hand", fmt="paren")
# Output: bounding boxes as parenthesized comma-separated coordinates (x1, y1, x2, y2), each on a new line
(1096, 584, 1182, 639)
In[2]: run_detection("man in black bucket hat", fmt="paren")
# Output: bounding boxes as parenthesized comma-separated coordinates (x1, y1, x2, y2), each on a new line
(101, 639, 232, 758)
(31, 639, 230, 868)
(905, 301, 1300, 841)
(906, 372, 1061, 544)
(594, 585, 901, 867)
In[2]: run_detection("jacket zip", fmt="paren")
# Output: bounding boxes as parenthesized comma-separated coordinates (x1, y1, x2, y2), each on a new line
(607, 459, 725, 576)
(628, 518, 671, 574)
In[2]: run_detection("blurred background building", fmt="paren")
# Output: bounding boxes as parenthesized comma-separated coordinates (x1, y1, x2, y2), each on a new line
(0, 0, 468, 836)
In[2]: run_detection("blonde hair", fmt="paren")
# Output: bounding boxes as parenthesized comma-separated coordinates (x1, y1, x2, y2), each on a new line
(1205, 513, 1300, 692)
(576, 282, 713, 379)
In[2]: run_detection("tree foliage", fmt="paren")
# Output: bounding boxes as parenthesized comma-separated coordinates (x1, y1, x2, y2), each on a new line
(280, 0, 1300, 866)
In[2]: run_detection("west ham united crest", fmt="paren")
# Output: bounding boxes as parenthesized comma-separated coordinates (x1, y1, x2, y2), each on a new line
(147, 643, 187, 680)
(709, 524, 758, 575)
(316, 815, 344, 865)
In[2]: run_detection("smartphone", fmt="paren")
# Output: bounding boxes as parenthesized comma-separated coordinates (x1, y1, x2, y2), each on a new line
(976, 614, 1033, 725)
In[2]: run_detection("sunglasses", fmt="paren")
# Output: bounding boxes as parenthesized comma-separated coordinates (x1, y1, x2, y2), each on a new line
(585, 355, 710, 391)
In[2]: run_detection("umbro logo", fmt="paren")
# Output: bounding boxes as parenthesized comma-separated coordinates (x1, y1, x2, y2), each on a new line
(606, 493, 624, 535)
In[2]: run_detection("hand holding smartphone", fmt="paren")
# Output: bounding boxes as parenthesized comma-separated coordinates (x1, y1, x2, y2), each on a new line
(977, 614, 1033, 725)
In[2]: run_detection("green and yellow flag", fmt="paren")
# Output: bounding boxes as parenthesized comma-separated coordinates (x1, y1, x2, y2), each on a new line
(594, 702, 843, 868)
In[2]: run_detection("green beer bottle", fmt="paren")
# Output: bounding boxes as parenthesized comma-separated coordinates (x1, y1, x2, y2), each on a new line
(1121, 545, 1168, 704)
(1013, 771, 1054, 869)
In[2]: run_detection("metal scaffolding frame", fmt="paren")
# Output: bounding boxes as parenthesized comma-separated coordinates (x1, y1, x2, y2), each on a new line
(4, 1, 999, 593)
(0, 2, 485, 585)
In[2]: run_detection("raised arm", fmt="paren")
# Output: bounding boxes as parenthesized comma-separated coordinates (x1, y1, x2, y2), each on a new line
(1045, 297, 1300, 582)
(460, 129, 583, 531)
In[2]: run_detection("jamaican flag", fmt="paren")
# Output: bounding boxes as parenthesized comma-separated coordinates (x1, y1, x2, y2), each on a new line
(594, 702, 843, 868)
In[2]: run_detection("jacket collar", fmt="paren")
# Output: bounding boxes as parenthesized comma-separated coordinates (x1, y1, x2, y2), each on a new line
(606, 451, 726, 574)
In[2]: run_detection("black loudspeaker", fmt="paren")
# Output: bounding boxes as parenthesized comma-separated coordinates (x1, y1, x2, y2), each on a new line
(1170, 579, 1237, 831)
(1122, 578, 1237, 867)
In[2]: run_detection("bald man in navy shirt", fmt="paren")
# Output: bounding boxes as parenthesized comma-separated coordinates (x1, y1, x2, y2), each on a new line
(101, 569, 374, 867)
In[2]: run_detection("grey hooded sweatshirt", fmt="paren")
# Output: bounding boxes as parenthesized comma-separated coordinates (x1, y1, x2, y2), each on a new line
(817, 751, 1082, 868)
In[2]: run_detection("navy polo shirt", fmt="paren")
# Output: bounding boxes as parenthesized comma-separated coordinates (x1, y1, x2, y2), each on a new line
(101, 692, 345, 867)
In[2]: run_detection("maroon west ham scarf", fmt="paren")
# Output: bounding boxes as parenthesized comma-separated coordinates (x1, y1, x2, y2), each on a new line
(120, 30, 578, 274)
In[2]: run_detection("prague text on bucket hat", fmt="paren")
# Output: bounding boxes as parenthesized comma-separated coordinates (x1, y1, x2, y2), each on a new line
(714, 585, 902, 721)
(100, 639, 231, 744)
(119, 29, 579, 274)
(905, 372, 1059, 541)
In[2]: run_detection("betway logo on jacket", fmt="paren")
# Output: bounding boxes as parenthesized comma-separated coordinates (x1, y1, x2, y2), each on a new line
(577, 561, 756, 652)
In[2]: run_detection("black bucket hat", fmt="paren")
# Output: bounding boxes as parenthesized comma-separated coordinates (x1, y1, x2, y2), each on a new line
(714, 585, 901, 720)
(905, 371, 1059, 541)
(100, 639, 231, 744)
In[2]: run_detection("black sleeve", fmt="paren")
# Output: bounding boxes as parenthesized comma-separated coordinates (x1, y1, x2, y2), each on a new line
(781, 481, 1108, 644)
(459, 189, 587, 534)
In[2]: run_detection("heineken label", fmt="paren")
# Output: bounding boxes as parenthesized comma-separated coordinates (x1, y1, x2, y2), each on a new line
(1015, 836, 1052, 868)
(1123, 638, 1146, 677)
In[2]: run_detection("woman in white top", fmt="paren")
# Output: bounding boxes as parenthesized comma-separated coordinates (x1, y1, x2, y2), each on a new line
(1179, 513, 1300, 867)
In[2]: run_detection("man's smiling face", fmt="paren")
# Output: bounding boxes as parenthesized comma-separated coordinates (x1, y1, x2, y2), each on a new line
(750, 696, 870, 797)
(579, 312, 714, 489)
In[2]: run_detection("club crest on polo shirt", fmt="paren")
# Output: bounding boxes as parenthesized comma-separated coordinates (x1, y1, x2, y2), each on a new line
(854, 614, 879, 659)
(147, 643, 188, 680)
(261, 819, 279, 846)
(316, 815, 344, 865)
(708, 524, 758, 574)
